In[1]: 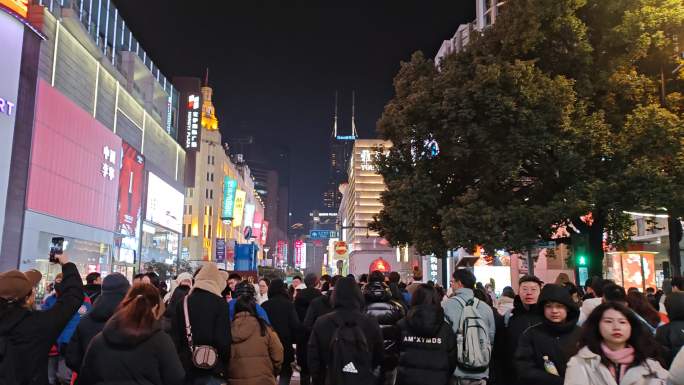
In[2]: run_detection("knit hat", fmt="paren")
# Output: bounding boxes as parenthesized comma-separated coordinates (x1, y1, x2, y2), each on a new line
(101, 273, 130, 296)
(0, 269, 42, 301)
(235, 280, 256, 299)
(176, 272, 193, 286)
(193, 263, 228, 297)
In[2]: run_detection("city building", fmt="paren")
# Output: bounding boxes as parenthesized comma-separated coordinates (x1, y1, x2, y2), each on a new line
(178, 76, 266, 269)
(338, 139, 415, 275)
(323, 92, 357, 210)
(435, 0, 505, 67)
(1, 1, 186, 284)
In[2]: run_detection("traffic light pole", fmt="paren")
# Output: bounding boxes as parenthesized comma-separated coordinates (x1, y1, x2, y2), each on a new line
(527, 247, 534, 277)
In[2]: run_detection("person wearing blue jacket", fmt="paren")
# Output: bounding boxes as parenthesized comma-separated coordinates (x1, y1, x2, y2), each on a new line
(228, 281, 271, 324)
(43, 280, 92, 384)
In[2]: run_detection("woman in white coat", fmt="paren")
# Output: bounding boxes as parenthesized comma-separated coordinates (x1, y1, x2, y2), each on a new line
(564, 302, 668, 385)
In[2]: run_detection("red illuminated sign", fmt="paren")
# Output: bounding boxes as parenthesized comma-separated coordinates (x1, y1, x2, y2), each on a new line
(27, 80, 121, 231)
(370, 257, 390, 273)
(0, 0, 28, 19)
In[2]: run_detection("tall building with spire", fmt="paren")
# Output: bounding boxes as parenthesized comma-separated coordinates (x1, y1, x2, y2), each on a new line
(178, 72, 266, 265)
(323, 92, 357, 210)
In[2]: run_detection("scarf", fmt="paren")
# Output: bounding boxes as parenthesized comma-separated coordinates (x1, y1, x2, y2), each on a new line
(601, 343, 634, 382)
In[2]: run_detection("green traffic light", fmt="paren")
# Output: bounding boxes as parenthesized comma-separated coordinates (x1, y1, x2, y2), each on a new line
(577, 255, 587, 266)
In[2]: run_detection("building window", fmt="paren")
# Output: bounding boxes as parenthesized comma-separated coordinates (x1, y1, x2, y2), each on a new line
(187, 188, 193, 198)
(208, 224, 212, 238)
(210, 190, 214, 199)
(205, 189, 209, 199)
(211, 173, 214, 182)
(208, 155, 211, 165)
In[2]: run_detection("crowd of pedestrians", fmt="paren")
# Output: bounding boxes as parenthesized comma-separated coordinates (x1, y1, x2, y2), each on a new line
(5, 256, 684, 385)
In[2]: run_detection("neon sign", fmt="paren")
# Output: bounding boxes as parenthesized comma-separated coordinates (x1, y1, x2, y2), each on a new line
(0, 0, 28, 19)
(185, 94, 199, 149)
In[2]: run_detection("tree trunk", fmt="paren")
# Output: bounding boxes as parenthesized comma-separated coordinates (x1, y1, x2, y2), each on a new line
(587, 214, 606, 278)
(669, 214, 683, 276)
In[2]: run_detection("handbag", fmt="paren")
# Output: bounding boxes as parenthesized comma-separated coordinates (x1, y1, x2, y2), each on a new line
(183, 295, 219, 370)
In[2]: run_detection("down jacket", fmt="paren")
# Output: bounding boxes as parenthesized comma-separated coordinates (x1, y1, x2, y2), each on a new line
(655, 291, 684, 365)
(514, 284, 581, 385)
(563, 346, 668, 385)
(227, 312, 284, 385)
(395, 304, 457, 385)
(363, 281, 406, 369)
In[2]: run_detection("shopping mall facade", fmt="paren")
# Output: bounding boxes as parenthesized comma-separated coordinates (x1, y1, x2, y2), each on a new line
(0, 1, 187, 287)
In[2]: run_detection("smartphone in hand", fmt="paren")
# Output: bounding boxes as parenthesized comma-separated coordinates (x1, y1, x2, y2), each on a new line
(49, 237, 64, 263)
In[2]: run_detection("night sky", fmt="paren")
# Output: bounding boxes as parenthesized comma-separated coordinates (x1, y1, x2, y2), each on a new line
(112, 0, 475, 224)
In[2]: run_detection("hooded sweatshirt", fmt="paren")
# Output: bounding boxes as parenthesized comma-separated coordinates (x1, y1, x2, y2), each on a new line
(514, 284, 581, 385)
(656, 291, 684, 365)
(76, 315, 184, 385)
(307, 277, 384, 385)
(395, 304, 457, 385)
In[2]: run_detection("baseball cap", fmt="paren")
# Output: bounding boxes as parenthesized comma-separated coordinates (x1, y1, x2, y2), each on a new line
(0, 269, 42, 301)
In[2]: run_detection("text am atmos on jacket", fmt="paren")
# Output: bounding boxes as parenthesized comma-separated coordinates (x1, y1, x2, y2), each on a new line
(394, 304, 457, 385)
(227, 312, 284, 385)
(0, 262, 84, 385)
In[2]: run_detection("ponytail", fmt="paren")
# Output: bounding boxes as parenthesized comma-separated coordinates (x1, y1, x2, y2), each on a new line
(114, 284, 160, 333)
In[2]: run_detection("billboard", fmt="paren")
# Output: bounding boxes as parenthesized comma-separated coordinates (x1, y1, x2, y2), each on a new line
(145, 172, 183, 233)
(243, 203, 256, 228)
(27, 80, 122, 232)
(252, 211, 263, 239)
(232, 189, 246, 227)
(295, 239, 307, 269)
(221, 176, 237, 220)
(216, 239, 226, 262)
(261, 221, 269, 244)
(0, 0, 28, 19)
(116, 142, 144, 263)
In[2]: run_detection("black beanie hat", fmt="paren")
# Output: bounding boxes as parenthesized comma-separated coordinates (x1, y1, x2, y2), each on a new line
(331, 277, 364, 310)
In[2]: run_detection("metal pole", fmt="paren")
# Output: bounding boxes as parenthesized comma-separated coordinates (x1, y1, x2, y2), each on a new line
(527, 247, 535, 277)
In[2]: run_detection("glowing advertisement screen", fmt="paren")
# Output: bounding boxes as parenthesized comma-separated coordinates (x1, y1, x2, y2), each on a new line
(232, 190, 246, 227)
(221, 176, 237, 220)
(243, 203, 256, 228)
(116, 142, 144, 263)
(252, 211, 263, 238)
(145, 173, 183, 233)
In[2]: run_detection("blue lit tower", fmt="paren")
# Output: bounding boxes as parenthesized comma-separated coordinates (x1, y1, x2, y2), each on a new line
(323, 92, 357, 210)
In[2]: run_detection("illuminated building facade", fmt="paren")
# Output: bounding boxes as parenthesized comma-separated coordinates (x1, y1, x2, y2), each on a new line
(338, 139, 413, 275)
(323, 92, 357, 210)
(180, 78, 265, 267)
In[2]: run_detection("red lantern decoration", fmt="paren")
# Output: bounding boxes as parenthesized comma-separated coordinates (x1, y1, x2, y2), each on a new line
(369, 257, 390, 273)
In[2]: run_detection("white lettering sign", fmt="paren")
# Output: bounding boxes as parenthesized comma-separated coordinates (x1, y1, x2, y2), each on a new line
(0, 97, 16, 117)
(185, 94, 200, 149)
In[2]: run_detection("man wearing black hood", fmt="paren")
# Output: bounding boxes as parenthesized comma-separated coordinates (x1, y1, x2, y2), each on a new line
(308, 277, 384, 385)
(83, 272, 102, 303)
(65, 273, 130, 373)
(295, 273, 322, 385)
(363, 270, 406, 384)
(262, 279, 301, 385)
(656, 291, 684, 365)
(513, 284, 581, 385)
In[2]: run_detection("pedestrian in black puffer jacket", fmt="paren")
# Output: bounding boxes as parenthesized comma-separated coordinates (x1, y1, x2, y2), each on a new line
(308, 277, 384, 385)
(303, 275, 343, 333)
(171, 263, 230, 384)
(656, 291, 684, 365)
(295, 273, 322, 385)
(0, 256, 83, 385)
(77, 284, 184, 385)
(65, 273, 130, 373)
(262, 279, 301, 385)
(394, 284, 456, 385)
(363, 270, 406, 385)
(513, 284, 581, 385)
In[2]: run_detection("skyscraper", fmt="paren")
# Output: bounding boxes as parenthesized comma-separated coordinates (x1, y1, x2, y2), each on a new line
(323, 92, 357, 210)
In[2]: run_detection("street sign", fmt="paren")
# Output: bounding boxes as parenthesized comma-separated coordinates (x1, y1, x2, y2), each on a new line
(537, 241, 556, 249)
(309, 230, 338, 239)
(334, 241, 348, 256)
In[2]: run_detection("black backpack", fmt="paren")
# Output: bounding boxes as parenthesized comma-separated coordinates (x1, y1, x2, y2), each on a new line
(327, 315, 376, 385)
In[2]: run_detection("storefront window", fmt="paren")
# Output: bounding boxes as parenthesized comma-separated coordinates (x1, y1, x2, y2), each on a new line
(34, 232, 112, 301)
(141, 221, 179, 268)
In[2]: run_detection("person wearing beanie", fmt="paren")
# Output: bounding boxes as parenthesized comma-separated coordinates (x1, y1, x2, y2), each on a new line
(513, 284, 581, 385)
(65, 273, 130, 373)
(228, 280, 271, 324)
(164, 272, 193, 304)
(171, 263, 231, 384)
(262, 279, 301, 385)
(0, 254, 84, 385)
(161, 272, 194, 333)
(307, 277, 384, 385)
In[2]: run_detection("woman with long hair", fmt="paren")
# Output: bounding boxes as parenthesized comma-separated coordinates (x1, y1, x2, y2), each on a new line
(564, 302, 667, 385)
(77, 284, 184, 385)
(394, 284, 457, 385)
(625, 291, 663, 329)
(228, 295, 284, 385)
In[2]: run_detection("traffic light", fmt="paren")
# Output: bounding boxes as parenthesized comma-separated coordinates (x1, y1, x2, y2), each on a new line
(576, 254, 587, 267)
